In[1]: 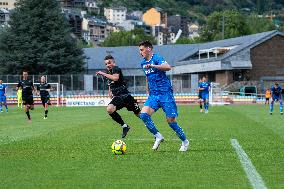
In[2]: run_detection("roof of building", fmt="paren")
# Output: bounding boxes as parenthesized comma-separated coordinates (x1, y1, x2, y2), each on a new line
(84, 30, 284, 71)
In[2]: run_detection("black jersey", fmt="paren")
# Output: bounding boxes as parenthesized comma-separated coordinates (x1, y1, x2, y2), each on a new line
(37, 83, 51, 98)
(17, 80, 34, 97)
(106, 66, 129, 96)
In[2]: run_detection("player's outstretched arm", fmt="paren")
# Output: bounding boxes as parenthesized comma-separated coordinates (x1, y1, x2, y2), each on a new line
(96, 71, 119, 81)
(144, 63, 171, 71)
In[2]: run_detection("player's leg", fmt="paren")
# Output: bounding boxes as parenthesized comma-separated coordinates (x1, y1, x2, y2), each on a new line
(3, 96, 8, 112)
(0, 97, 3, 112)
(107, 96, 130, 138)
(198, 98, 203, 112)
(140, 95, 163, 150)
(161, 95, 189, 151)
(279, 99, 283, 114)
(23, 98, 31, 121)
(270, 98, 275, 114)
(19, 97, 23, 108)
(202, 95, 208, 113)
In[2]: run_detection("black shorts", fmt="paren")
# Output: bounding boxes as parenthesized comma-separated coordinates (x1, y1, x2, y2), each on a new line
(41, 96, 51, 106)
(198, 93, 202, 99)
(110, 94, 140, 114)
(23, 95, 34, 106)
(265, 98, 269, 101)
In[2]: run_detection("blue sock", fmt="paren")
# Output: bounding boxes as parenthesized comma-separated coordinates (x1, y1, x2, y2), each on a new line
(5, 105, 8, 110)
(270, 101, 274, 112)
(140, 113, 158, 135)
(0, 105, 2, 111)
(280, 100, 283, 112)
(168, 122, 186, 141)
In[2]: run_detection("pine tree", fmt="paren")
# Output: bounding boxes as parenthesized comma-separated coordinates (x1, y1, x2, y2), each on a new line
(0, 0, 85, 74)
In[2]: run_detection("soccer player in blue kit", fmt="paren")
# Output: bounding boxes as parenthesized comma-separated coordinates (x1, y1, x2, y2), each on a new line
(269, 82, 283, 115)
(0, 80, 8, 113)
(199, 76, 210, 113)
(138, 41, 189, 152)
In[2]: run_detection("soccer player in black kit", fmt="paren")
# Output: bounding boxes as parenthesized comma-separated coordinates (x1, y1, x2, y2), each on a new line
(96, 55, 141, 138)
(17, 71, 35, 122)
(37, 76, 51, 119)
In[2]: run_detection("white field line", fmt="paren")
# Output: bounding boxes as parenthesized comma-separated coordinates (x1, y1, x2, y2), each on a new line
(231, 139, 267, 189)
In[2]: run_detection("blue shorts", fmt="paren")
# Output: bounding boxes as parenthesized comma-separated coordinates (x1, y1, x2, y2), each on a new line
(202, 93, 209, 101)
(144, 93, 178, 118)
(0, 95, 6, 103)
(272, 96, 282, 101)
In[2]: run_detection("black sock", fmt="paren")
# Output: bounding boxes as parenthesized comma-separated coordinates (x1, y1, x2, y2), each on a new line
(200, 104, 202, 109)
(45, 110, 48, 117)
(26, 111, 31, 120)
(109, 111, 125, 126)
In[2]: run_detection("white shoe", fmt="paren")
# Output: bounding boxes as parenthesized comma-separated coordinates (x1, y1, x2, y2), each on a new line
(152, 136, 164, 150)
(179, 139, 189, 152)
(205, 110, 209, 114)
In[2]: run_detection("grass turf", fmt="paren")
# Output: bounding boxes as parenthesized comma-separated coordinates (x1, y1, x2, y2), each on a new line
(0, 104, 283, 189)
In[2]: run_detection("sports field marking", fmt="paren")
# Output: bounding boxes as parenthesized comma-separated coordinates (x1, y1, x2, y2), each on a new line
(231, 139, 267, 189)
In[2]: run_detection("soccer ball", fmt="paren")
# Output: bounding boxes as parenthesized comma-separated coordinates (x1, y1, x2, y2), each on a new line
(111, 140, 127, 155)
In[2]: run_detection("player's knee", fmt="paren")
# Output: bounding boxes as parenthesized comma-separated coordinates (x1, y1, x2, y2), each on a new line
(166, 117, 176, 123)
(106, 105, 115, 114)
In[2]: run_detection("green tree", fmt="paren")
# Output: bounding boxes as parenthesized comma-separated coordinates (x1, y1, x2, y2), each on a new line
(175, 37, 201, 44)
(0, 0, 85, 75)
(200, 10, 250, 42)
(247, 13, 275, 34)
(101, 28, 156, 47)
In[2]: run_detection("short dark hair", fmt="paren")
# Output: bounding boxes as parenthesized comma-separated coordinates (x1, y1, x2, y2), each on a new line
(104, 55, 114, 60)
(275, 82, 279, 85)
(139, 41, 153, 49)
(23, 70, 28, 73)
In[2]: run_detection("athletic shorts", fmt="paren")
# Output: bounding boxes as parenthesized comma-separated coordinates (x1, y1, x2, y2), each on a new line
(198, 92, 202, 99)
(22, 95, 34, 106)
(265, 98, 269, 101)
(272, 96, 282, 102)
(0, 96, 6, 103)
(202, 93, 209, 101)
(110, 94, 140, 114)
(144, 92, 178, 118)
(41, 96, 51, 106)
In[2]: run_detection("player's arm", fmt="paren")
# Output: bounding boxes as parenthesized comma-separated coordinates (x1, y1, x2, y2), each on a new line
(144, 62, 171, 71)
(96, 71, 119, 81)
(108, 86, 113, 98)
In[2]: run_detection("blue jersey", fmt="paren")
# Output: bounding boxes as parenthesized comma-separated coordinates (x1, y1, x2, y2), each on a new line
(140, 54, 172, 95)
(199, 82, 210, 95)
(271, 86, 282, 99)
(0, 84, 7, 96)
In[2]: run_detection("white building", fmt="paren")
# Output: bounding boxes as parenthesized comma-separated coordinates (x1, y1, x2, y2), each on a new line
(104, 7, 127, 24)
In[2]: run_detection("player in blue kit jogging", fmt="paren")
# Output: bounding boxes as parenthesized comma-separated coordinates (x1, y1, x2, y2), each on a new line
(0, 80, 8, 113)
(199, 76, 211, 113)
(138, 41, 189, 152)
(269, 82, 283, 115)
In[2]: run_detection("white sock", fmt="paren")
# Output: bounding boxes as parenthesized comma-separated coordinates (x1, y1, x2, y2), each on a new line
(182, 139, 189, 145)
(154, 132, 163, 139)
(122, 124, 128, 128)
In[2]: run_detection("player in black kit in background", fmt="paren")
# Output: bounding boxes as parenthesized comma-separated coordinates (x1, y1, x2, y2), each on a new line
(17, 71, 35, 123)
(37, 76, 51, 119)
(96, 55, 141, 138)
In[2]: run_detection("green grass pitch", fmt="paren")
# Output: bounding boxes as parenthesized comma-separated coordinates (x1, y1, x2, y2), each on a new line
(0, 105, 283, 189)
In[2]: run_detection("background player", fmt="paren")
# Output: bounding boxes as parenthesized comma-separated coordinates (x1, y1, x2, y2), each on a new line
(138, 41, 189, 152)
(96, 55, 141, 138)
(17, 86, 23, 108)
(17, 71, 35, 122)
(265, 88, 271, 105)
(199, 76, 211, 113)
(270, 82, 283, 115)
(198, 78, 203, 112)
(0, 80, 8, 113)
(36, 76, 51, 119)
